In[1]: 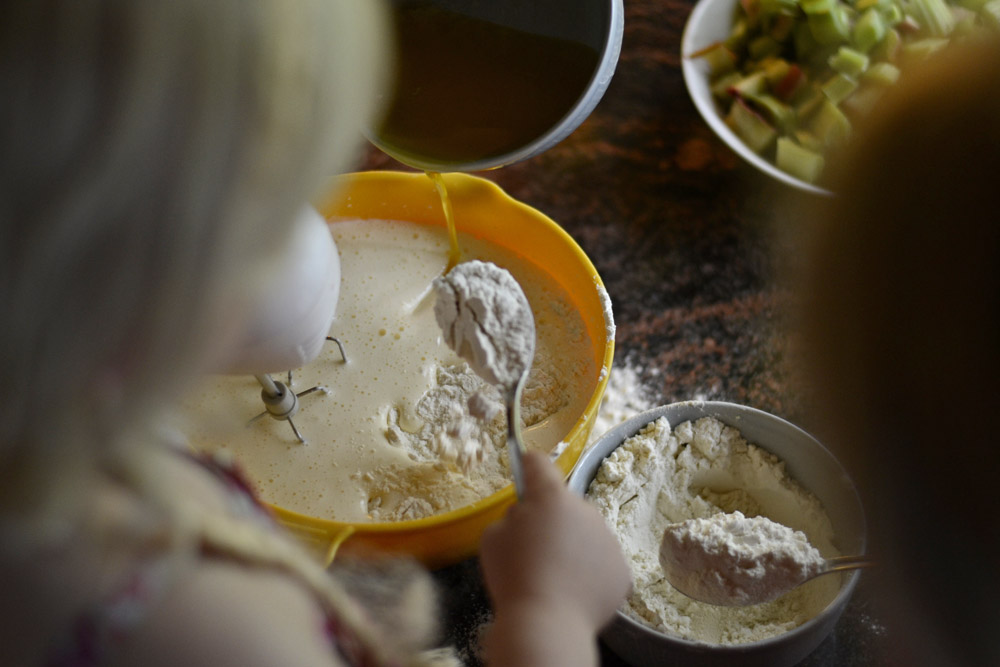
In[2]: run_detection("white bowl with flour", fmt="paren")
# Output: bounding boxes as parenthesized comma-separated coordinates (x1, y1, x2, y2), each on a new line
(567, 401, 865, 667)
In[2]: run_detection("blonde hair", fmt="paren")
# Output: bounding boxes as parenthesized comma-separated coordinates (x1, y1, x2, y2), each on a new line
(0, 0, 388, 517)
(0, 5, 468, 664)
(0, 2, 465, 664)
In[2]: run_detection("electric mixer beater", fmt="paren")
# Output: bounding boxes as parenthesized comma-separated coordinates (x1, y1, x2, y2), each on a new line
(221, 205, 346, 444)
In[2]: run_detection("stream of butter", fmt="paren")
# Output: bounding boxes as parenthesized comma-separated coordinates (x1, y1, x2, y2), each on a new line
(181, 218, 596, 523)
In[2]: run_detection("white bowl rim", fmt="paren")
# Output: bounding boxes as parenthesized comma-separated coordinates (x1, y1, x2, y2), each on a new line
(569, 400, 866, 653)
(680, 0, 834, 197)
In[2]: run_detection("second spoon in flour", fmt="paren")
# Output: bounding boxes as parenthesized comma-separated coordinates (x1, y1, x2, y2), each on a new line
(434, 260, 536, 498)
(660, 511, 874, 606)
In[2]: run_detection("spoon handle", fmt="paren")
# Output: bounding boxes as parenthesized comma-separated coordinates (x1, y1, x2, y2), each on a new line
(826, 555, 877, 572)
(506, 380, 527, 500)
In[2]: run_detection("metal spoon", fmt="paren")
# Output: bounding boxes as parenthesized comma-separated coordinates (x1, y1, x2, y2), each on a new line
(663, 553, 876, 607)
(660, 532, 876, 608)
(505, 367, 530, 499)
(433, 260, 536, 498)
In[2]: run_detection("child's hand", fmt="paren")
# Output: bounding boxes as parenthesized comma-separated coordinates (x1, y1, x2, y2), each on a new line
(479, 451, 631, 666)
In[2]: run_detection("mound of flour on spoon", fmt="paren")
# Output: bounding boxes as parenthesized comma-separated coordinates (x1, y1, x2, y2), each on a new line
(660, 511, 826, 607)
(434, 259, 535, 387)
(432, 260, 535, 469)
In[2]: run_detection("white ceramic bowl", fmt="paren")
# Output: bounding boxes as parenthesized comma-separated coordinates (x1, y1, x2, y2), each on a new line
(567, 401, 865, 667)
(681, 0, 833, 196)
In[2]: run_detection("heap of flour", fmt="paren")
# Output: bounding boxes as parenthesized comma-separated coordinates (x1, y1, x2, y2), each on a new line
(659, 511, 827, 607)
(430, 260, 535, 470)
(586, 415, 841, 645)
(589, 362, 656, 443)
(433, 259, 535, 389)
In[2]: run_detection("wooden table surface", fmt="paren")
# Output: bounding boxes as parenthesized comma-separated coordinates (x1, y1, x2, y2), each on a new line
(358, 1, 890, 663)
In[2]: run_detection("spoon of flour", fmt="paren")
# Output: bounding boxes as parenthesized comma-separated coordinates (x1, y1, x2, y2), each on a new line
(659, 511, 874, 606)
(433, 260, 535, 497)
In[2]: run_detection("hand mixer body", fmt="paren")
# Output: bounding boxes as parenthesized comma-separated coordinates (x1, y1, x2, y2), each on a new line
(221, 205, 341, 375)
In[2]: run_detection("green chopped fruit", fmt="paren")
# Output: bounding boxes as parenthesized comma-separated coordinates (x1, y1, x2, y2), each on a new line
(742, 0, 764, 23)
(809, 99, 852, 147)
(793, 20, 820, 58)
(773, 63, 806, 99)
(901, 36, 951, 59)
(910, 0, 957, 35)
(770, 12, 798, 41)
(728, 70, 769, 96)
(711, 72, 744, 101)
(871, 27, 902, 60)
(697, 0, 997, 187)
(883, 3, 906, 26)
(856, 0, 893, 10)
(794, 86, 827, 120)
(828, 46, 871, 76)
(776, 137, 826, 182)
(749, 34, 782, 58)
(745, 92, 796, 129)
(808, 7, 853, 44)
(725, 99, 779, 153)
(821, 72, 859, 103)
(754, 56, 790, 83)
(862, 61, 902, 84)
(725, 18, 751, 51)
(710, 73, 742, 102)
(792, 129, 825, 152)
(841, 84, 885, 115)
(982, 0, 1000, 28)
(853, 8, 888, 50)
(801, 0, 837, 14)
(691, 42, 738, 75)
(761, 0, 800, 13)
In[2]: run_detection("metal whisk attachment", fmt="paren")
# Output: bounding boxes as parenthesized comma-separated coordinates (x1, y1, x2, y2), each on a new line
(248, 336, 347, 444)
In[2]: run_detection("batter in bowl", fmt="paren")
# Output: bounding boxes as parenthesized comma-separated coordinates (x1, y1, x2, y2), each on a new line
(181, 218, 596, 523)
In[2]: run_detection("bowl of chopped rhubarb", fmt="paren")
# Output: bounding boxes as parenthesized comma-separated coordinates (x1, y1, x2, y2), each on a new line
(681, 0, 998, 194)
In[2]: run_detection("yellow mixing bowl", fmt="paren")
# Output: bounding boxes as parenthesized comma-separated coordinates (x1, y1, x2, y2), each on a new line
(271, 171, 614, 568)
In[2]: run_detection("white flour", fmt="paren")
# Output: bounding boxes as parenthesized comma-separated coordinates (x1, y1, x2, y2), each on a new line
(368, 348, 570, 522)
(429, 260, 536, 473)
(659, 511, 827, 607)
(383, 364, 501, 475)
(596, 280, 616, 345)
(434, 260, 535, 389)
(589, 362, 657, 444)
(586, 416, 841, 644)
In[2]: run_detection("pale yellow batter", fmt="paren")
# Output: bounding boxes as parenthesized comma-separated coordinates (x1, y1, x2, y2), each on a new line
(181, 219, 596, 523)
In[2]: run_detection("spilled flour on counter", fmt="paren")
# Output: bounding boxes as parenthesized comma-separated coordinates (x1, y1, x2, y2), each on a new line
(586, 416, 841, 645)
(659, 511, 827, 607)
(589, 362, 657, 444)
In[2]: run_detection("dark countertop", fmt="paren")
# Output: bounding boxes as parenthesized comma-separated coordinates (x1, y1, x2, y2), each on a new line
(358, 1, 890, 664)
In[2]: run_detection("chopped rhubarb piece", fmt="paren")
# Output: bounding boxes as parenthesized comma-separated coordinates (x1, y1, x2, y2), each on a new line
(774, 63, 806, 100)
(725, 99, 779, 153)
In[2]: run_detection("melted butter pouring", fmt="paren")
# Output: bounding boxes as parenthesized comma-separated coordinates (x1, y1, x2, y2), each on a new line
(427, 171, 462, 272)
